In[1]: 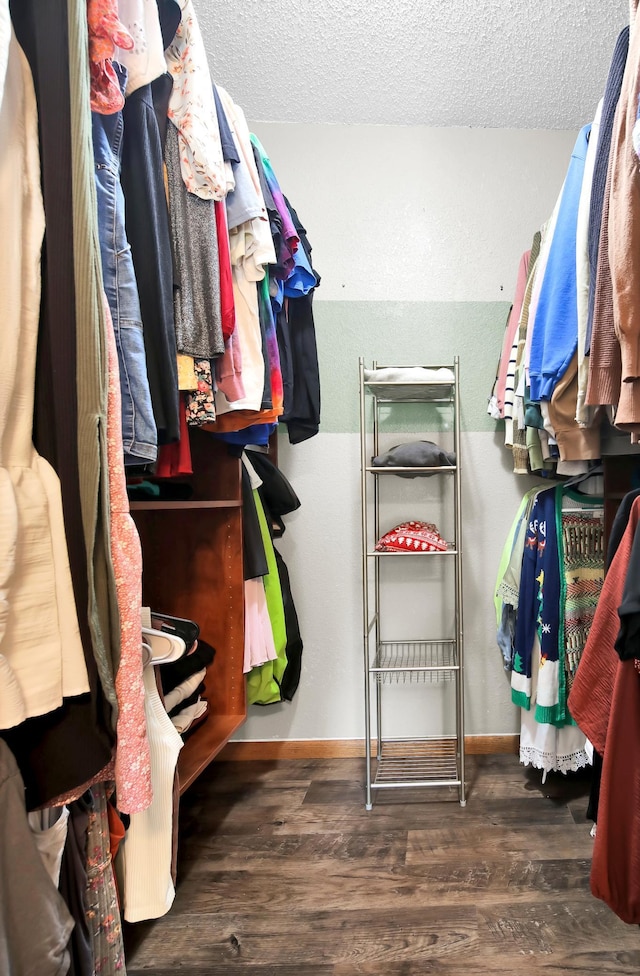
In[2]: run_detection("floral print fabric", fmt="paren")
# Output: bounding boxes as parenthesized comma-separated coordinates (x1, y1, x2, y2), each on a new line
(87, 0, 133, 114)
(104, 293, 152, 815)
(165, 0, 226, 200)
(86, 784, 126, 973)
(186, 359, 216, 426)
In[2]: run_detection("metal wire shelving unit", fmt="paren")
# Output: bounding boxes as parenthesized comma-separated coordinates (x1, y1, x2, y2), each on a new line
(359, 358, 466, 809)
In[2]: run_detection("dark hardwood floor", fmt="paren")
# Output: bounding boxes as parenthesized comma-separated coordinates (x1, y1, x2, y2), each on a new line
(124, 754, 640, 975)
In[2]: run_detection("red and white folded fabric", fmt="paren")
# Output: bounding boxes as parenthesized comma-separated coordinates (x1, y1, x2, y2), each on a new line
(375, 520, 448, 553)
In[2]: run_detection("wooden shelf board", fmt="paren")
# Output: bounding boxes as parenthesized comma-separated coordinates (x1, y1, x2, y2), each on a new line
(130, 500, 242, 511)
(178, 712, 246, 794)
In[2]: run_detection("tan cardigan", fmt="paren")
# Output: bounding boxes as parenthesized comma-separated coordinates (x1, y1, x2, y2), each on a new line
(605, 0, 640, 426)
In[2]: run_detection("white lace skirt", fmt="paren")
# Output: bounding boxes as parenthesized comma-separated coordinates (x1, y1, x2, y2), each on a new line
(518, 632, 590, 781)
(519, 707, 590, 780)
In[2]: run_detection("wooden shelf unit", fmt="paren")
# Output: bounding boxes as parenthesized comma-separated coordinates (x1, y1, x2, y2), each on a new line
(131, 429, 246, 793)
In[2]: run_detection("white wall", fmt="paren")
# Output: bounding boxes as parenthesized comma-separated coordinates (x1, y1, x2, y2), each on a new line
(231, 123, 578, 743)
(250, 124, 578, 303)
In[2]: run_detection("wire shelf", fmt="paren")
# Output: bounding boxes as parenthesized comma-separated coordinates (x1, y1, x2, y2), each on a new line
(364, 380, 455, 403)
(372, 394, 455, 404)
(365, 465, 457, 475)
(368, 546, 457, 557)
(372, 640, 457, 682)
(372, 738, 460, 788)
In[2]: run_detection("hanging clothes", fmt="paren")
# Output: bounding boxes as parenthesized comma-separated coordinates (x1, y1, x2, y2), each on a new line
(246, 488, 288, 705)
(529, 125, 591, 403)
(569, 494, 640, 924)
(115, 0, 167, 95)
(493, 249, 531, 418)
(274, 549, 304, 702)
(7, 0, 116, 809)
(92, 63, 158, 466)
(0, 9, 90, 729)
(502, 231, 540, 453)
(70, 0, 125, 730)
(280, 196, 322, 444)
(120, 73, 181, 445)
(585, 26, 630, 356)
(164, 0, 225, 200)
(494, 487, 540, 669)
(605, 0, 640, 431)
(494, 22, 640, 467)
(0, 740, 74, 975)
(59, 796, 95, 976)
(86, 0, 133, 114)
(116, 660, 183, 923)
(84, 784, 126, 974)
(103, 294, 151, 815)
(164, 119, 225, 360)
(27, 804, 70, 887)
(511, 487, 563, 719)
(561, 506, 605, 695)
(500, 482, 604, 777)
(2, 0, 317, 941)
(576, 100, 603, 426)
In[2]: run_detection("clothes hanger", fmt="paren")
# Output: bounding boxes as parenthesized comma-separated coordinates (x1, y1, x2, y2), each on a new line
(559, 463, 604, 515)
(561, 462, 603, 491)
(141, 627, 186, 664)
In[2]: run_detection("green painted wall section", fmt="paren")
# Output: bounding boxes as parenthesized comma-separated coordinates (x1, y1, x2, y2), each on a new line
(310, 300, 511, 434)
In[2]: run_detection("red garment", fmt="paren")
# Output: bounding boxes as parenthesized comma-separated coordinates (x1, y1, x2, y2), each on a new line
(569, 497, 640, 752)
(215, 200, 235, 339)
(107, 799, 126, 865)
(568, 496, 640, 923)
(375, 520, 448, 553)
(155, 394, 193, 478)
(591, 658, 640, 923)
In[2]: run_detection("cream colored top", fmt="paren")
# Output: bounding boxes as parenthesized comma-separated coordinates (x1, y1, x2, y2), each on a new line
(0, 14, 89, 729)
(116, 0, 167, 95)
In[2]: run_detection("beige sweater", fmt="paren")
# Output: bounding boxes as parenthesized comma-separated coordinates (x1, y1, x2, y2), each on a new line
(606, 0, 640, 426)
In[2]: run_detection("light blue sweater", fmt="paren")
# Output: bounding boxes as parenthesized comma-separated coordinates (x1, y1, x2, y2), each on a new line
(529, 125, 591, 402)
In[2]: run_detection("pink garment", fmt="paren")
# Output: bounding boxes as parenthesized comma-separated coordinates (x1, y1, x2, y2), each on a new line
(87, 0, 133, 114)
(104, 295, 152, 815)
(243, 578, 277, 673)
(215, 330, 245, 403)
(496, 250, 530, 417)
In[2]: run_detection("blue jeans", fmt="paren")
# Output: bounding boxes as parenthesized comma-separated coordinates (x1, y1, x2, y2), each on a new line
(92, 66, 157, 465)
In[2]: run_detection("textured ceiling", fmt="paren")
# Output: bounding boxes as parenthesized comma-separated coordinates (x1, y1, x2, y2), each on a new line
(200, 0, 629, 128)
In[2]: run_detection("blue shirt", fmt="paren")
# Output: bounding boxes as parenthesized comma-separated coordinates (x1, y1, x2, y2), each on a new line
(529, 125, 591, 402)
